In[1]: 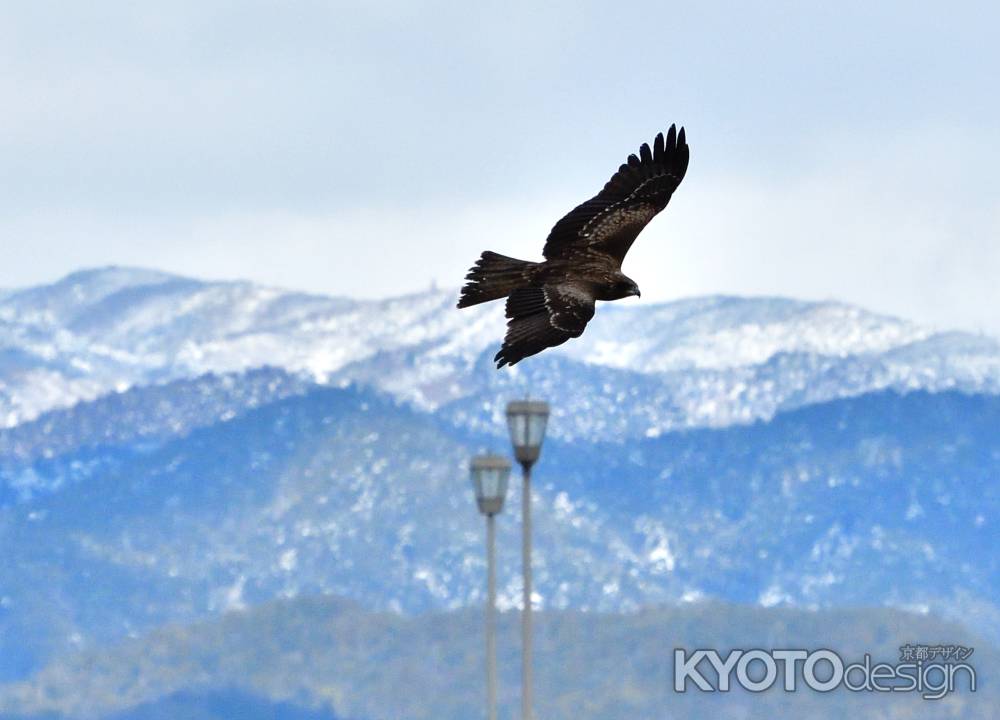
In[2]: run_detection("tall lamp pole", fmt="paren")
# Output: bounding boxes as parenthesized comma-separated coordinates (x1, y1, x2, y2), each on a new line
(505, 400, 550, 720)
(470, 454, 511, 720)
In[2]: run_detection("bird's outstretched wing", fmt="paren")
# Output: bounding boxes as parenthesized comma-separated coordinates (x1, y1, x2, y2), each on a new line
(542, 125, 689, 266)
(494, 283, 596, 368)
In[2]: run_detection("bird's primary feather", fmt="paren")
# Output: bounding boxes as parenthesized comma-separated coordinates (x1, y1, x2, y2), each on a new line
(542, 125, 689, 266)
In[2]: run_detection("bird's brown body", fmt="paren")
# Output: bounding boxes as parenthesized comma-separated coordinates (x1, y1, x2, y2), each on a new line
(458, 125, 689, 367)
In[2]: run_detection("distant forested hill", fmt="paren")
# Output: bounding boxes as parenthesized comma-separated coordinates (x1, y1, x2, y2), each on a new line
(0, 596, 992, 720)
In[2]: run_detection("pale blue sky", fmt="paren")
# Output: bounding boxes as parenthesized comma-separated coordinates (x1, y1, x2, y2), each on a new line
(3, 1, 999, 331)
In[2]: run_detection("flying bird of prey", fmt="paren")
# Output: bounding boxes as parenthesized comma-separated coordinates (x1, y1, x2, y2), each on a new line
(457, 125, 690, 367)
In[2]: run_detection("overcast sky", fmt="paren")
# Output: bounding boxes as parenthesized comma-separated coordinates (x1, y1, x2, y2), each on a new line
(3, 1, 999, 332)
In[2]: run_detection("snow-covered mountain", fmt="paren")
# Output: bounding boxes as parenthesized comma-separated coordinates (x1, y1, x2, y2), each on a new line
(1, 267, 999, 683)
(1, 267, 998, 435)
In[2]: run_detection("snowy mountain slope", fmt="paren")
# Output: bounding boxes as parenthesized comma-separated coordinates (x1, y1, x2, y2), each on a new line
(0, 368, 315, 499)
(0, 268, 484, 425)
(557, 295, 929, 371)
(1, 267, 999, 432)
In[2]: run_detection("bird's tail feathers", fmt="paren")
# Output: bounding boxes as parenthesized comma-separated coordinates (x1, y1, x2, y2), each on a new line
(457, 251, 535, 308)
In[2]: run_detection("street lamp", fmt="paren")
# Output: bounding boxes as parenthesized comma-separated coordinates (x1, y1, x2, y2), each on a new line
(470, 454, 512, 720)
(505, 399, 549, 720)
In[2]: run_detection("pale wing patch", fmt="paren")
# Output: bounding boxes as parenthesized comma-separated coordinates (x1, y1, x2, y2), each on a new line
(581, 202, 659, 246)
(543, 283, 596, 335)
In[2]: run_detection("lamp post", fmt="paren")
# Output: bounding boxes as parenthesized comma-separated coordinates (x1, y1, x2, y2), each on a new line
(505, 400, 550, 720)
(470, 454, 512, 720)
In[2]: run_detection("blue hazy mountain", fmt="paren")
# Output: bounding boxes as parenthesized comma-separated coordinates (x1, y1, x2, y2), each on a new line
(0, 383, 997, 682)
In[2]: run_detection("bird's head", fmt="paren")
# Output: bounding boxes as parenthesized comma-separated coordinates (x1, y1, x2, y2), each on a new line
(610, 272, 641, 300)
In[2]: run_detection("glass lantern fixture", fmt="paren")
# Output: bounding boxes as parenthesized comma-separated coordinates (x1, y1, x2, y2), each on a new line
(470, 454, 511, 516)
(505, 400, 550, 467)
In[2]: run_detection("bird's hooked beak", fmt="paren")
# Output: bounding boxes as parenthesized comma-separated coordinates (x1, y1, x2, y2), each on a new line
(631, 285, 641, 298)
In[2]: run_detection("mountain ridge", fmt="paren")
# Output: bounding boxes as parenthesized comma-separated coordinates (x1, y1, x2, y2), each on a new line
(2, 267, 997, 435)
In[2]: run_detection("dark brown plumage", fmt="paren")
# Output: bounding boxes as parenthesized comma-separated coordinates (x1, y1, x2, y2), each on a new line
(457, 125, 690, 368)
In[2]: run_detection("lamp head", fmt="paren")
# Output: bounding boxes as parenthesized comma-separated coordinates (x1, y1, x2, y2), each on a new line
(505, 399, 550, 467)
(470, 454, 511, 515)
